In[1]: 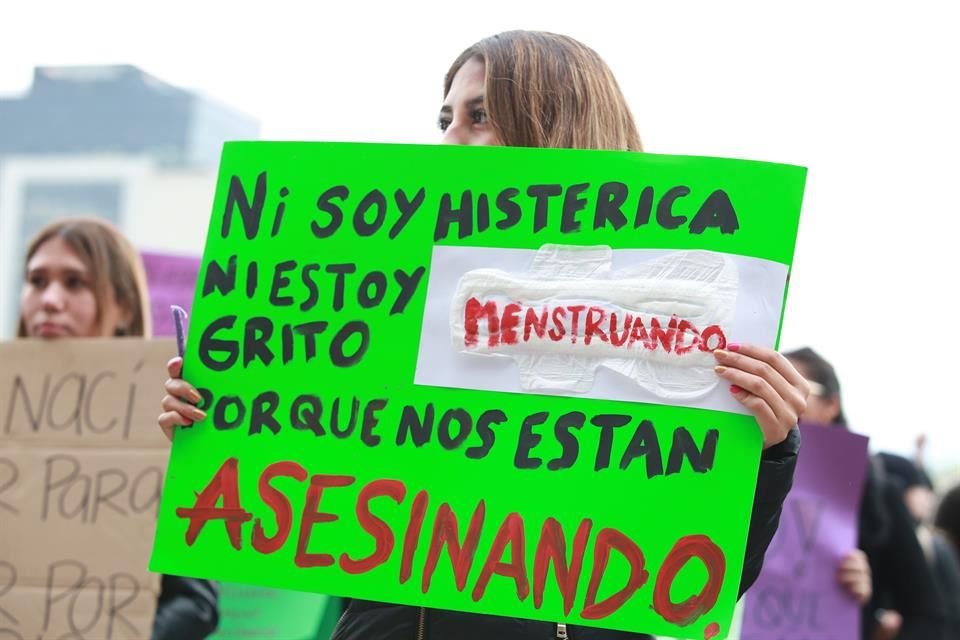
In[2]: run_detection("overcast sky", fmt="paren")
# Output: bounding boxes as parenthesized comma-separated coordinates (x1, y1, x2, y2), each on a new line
(3, 0, 957, 471)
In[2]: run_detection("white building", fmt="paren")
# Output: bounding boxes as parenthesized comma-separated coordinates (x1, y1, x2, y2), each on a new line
(0, 65, 259, 337)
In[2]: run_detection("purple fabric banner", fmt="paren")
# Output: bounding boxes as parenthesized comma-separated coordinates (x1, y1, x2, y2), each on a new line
(741, 424, 869, 640)
(141, 252, 201, 338)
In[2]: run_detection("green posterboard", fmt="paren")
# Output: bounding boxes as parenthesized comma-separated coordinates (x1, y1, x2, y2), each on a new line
(151, 142, 805, 639)
(209, 584, 338, 640)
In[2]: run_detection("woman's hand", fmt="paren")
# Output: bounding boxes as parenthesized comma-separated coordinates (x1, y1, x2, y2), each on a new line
(873, 609, 902, 640)
(837, 549, 872, 605)
(158, 357, 206, 442)
(713, 344, 810, 449)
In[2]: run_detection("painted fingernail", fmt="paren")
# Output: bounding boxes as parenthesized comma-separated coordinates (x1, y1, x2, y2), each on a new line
(192, 408, 207, 420)
(714, 365, 728, 374)
(728, 343, 742, 352)
(713, 349, 730, 359)
(730, 385, 743, 394)
(188, 389, 202, 403)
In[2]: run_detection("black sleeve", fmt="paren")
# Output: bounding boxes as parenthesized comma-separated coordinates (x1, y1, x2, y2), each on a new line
(930, 534, 960, 638)
(738, 427, 800, 597)
(152, 575, 220, 640)
(866, 481, 947, 640)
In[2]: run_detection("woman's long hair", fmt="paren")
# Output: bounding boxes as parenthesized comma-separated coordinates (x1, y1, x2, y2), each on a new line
(784, 346, 847, 426)
(445, 30, 643, 151)
(17, 217, 152, 338)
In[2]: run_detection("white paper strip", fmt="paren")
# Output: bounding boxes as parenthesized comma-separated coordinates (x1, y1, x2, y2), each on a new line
(415, 245, 789, 415)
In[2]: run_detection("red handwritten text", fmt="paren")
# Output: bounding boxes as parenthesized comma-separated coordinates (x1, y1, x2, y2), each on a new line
(463, 298, 727, 355)
(178, 458, 726, 625)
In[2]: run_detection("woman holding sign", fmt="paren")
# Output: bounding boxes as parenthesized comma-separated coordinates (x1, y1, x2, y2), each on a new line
(159, 30, 807, 640)
(786, 347, 948, 640)
(18, 217, 220, 640)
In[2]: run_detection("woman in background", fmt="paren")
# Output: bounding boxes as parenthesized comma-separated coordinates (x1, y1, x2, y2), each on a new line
(879, 452, 960, 639)
(18, 216, 219, 640)
(785, 347, 947, 640)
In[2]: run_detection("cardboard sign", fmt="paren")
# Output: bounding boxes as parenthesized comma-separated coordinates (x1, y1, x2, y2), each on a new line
(0, 339, 173, 640)
(150, 142, 806, 638)
(740, 424, 869, 640)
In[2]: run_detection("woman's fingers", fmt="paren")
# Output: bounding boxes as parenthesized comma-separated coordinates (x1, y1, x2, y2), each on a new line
(161, 394, 206, 423)
(158, 358, 205, 442)
(723, 343, 811, 393)
(165, 377, 201, 403)
(713, 344, 810, 448)
(716, 364, 784, 417)
(838, 549, 868, 569)
(160, 357, 188, 442)
(715, 346, 808, 421)
(836, 549, 871, 604)
(158, 408, 191, 442)
(729, 385, 778, 425)
(165, 352, 199, 404)
(167, 356, 183, 379)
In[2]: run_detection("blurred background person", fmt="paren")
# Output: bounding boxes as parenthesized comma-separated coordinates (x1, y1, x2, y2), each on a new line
(17, 216, 220, 640)
(785, 347, 947, 640)
(879, 453, 960, 638)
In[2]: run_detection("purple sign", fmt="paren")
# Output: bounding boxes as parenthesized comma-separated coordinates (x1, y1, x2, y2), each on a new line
(741, 424, 869, 640)
(141, 252, 201, 337)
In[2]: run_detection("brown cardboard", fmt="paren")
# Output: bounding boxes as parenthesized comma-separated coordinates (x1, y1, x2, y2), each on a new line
(0, 580, 158, 640)
(0, 338, 174, 640)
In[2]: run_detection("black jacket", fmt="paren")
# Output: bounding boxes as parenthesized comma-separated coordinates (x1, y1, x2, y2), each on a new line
(928, 531, 960, 639)
(332, 430, 800, 640)
(859, 463, 948, 640)
(151, 575, 219, 640)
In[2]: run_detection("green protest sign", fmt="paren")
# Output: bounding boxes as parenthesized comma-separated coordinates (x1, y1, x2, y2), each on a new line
(150, 142, 805, 639)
